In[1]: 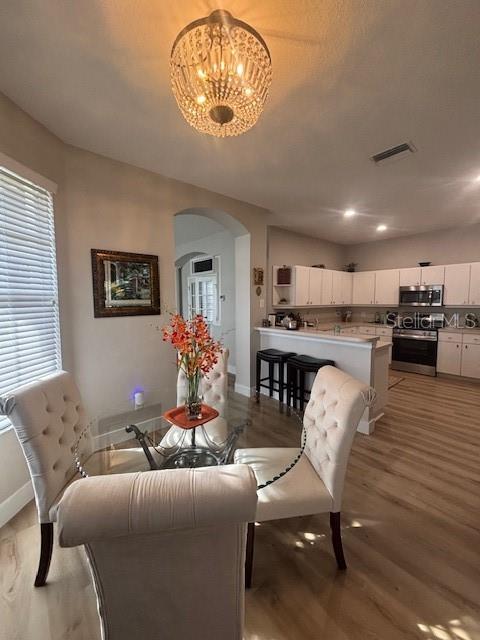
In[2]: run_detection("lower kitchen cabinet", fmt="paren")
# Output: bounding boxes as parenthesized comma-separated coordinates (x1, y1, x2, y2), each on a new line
(461, 343, 480, 378)
(437, 341, 462, 375)
(437, 333, 480, 379)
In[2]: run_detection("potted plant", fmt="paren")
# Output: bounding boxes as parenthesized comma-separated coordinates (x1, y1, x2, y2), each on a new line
(162, 314, 223, 419)
(345, 262, 358, 272)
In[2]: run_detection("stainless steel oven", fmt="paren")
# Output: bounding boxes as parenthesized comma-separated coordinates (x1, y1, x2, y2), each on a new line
(399, 285, 443, 307)
(391, 313, 444, 376)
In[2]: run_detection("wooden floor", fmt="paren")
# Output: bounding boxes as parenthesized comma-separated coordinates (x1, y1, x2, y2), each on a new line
(1, 371, 480, 640)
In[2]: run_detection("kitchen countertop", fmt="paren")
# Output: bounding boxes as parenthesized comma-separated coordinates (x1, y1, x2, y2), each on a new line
(438, 327, 480, 334)
(256, 326, 392, 350)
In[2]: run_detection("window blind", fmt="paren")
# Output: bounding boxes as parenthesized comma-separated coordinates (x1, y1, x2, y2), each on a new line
(0, 167, 61, 431)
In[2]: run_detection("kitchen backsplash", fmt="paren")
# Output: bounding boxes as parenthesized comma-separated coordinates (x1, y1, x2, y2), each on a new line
(280, 306, 480, 326)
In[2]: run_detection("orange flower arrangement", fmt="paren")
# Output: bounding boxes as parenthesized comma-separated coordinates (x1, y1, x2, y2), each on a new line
(162, 314, 223, 416)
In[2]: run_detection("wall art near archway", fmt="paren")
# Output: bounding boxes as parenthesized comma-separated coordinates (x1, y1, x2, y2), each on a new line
(91, 249, 160, 317)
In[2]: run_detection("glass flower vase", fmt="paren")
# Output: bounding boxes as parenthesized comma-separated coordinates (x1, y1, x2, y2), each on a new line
(185, 372, 202, 420)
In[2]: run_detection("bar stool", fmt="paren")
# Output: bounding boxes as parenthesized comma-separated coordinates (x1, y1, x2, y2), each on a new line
(256, 349, 297, 407)
(286, 355, 335, 411)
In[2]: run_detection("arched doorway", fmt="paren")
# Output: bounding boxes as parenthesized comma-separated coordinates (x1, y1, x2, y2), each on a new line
(174, 208, 251, 396)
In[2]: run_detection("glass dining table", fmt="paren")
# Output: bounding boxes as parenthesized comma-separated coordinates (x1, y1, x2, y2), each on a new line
(74, 403, 306, 490)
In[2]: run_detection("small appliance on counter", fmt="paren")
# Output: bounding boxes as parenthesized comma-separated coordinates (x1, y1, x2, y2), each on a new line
(274, 311, 288, 326)
(282, 312, 302, 331)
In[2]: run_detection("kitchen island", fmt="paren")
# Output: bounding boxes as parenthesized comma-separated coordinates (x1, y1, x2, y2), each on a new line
(255, 326, 391, 434)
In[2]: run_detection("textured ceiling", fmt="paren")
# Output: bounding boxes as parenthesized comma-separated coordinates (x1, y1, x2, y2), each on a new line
(1, 0, 480, 244)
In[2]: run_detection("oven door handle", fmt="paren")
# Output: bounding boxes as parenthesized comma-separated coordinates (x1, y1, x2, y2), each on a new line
(393, 334, 438, 342)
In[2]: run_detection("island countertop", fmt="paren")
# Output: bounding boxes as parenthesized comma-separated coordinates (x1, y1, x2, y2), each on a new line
(255, 326, 392, 351)
(255, 326, 391, 435)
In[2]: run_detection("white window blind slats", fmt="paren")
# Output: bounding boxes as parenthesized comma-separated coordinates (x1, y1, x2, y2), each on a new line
(0, 248, 56, 271)
(0, 328, 59, 347)
(2, 233, 55, 253)
(0, 196, 52, 224)
(0, 166, 61, 432)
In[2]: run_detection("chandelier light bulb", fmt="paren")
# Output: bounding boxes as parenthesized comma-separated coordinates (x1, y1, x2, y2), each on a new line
(170, 9, 272, 137)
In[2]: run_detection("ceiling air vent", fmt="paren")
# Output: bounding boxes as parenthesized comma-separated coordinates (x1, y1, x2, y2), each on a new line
(371, 142, 416, 164)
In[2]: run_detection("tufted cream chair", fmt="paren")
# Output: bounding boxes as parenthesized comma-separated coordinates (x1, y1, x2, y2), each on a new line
(56, 465, 257, 640)
(162, 349, 230, 449)
(235, 365, 369, 585)
(0, 370, 149, 587)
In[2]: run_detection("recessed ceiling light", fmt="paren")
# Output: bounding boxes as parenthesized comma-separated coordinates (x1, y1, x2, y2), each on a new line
(475, 175, 480, 182)
(344, 209, 356, 217)
(377, 224, 387, 232)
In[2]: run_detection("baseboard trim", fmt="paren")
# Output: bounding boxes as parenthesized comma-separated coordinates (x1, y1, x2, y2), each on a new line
(234, 383, 252, 397)
(0, 480, 33, 529)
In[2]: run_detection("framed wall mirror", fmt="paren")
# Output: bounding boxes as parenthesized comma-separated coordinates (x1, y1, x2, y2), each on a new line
(91, 249, 160, 318)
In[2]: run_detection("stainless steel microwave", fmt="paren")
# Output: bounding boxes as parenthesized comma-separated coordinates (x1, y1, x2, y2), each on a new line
(399, 285, 443, 307)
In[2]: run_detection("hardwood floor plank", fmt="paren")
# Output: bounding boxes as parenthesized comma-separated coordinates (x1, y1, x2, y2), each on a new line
(1, 371, 480, 640)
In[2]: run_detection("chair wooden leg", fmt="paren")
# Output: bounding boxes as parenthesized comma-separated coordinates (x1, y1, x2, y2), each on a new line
(299, 370, 305, 412)
(268, 362, 274, 397)
(256, 354, 261, 402)
(278, 361, 285, 407)
(35, 522, 54, 587)
(330, 512, 347, 570)
(245, 522, 255, 589)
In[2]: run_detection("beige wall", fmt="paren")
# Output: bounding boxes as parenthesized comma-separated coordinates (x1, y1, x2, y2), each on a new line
(345, 224, 480, 271)
(0, 92, 270, 520)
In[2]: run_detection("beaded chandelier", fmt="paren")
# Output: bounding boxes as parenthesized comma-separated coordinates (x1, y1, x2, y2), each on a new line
(170, 10, 272, 137)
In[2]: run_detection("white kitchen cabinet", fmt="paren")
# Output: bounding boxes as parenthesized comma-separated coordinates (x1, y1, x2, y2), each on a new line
(309, 268, 323, 305)
(437, 341, 462, 375)
(460, 343, 480, 378)
(399, 268, 421, 286)
(444, 264, 471, 306)
(293, 266, 324, 306)
(331, 271, 344, 305)
(420, 265, 445, 285)
(374, 269, 399, 305)
(352, 272, 375, 305)
(321, 269, 334, 305)
(341, 272, 353, 305)
(375, 326, 393, 337)
(468, 262, 480, 306)
(293, 266, 310, 306)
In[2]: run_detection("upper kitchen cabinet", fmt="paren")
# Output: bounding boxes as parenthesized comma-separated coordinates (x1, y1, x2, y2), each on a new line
(399, 265, 444, 286)
(444, 263, 471, 306)
(468, 262, 480, 306)
(293, 265, 311, 306)
(420, 265, 445, 285)
(341, 272, 353, 305)
(352, 271, 375, 305)
(321, 269, 334, 305)
(292, 265, 323, 306)
(308, 267, 323, 305)
(399, 268, 421, 286)
(374, 269, 400, 305)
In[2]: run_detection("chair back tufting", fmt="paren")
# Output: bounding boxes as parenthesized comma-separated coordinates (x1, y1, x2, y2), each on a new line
(1, 370, 92, 522)
(303, 366, 368, 511)
(177, 348, 229, 413)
